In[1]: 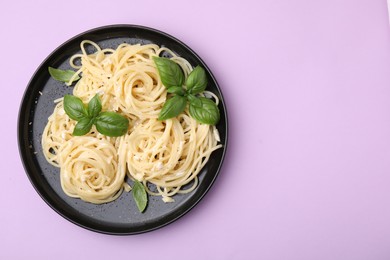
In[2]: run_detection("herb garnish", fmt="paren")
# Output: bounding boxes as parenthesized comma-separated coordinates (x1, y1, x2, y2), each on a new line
(64, 94, 129, 137)
(153, 57, 220, 125)
(48, 67, 80, 84)
(132, 180, 147, 213)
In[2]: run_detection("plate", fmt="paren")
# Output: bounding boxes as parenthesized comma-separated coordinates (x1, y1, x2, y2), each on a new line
(17, 24, 228, 235)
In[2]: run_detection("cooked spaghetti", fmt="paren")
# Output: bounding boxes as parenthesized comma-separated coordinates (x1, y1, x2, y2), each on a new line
(42, 40, 221, 204)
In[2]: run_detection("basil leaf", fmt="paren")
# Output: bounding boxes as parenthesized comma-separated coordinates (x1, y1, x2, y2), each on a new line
(88, 94, 102, 118)
(63, 95, 88, 121)
(153, 57, 184, 88)
(95, 112, 129, 137)
(48, 67, 80, 83)
(132, 180, 147, 213)
(73, 117, 93, 136)
(187, 94, 202, 108)
(158, 95, 187, 121)
(186, 66, 207, 94)
(189, 97, 220, 125)
(167, 86, 186, 96)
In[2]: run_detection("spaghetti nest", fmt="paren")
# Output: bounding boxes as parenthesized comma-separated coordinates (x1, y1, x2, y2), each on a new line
(42, 40, 221, 204)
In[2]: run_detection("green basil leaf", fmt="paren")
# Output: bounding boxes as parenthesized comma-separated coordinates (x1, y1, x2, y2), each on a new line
(73, 117, 93, 136)
(189, 97, 220, 125)
(132, 180, 147, 213)
(187, 94, 202, 108)
(48, 67, 80, 83)
(88, 94, 102, 118)
(153, 57, 184, 88)
(63, 95, 88, 121)
(158, 95, 187, 121)
(186, 66, 207, 94)
(95, 112, 129, 137)
(167, 86, 186, 96)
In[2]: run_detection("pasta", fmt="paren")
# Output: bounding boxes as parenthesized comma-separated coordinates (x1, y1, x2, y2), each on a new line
(42, 40, 221, 205)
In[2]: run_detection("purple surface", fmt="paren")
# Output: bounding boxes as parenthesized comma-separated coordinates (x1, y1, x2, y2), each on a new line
(2, 0, 390, 259)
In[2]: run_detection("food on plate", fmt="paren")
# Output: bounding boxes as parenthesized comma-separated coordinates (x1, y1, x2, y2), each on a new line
(42, 40, 221, 212)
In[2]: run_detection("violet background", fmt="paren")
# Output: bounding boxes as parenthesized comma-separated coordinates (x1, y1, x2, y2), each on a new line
(2, 0, 390, 259)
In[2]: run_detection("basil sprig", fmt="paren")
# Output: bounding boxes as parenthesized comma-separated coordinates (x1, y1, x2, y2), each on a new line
(48, 67, 80, 84)
(158, 95, 187, 121)
(153, 57, 184, 88)
(189, 96, 220, 125)
(153, 57, 220, 125)
(186, 66, 207, 94)
(63, 94, 129, 137)
(132, 180, 147, 212)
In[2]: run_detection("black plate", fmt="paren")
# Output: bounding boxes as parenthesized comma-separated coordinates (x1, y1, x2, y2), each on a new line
(18, 25, 228, 235)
